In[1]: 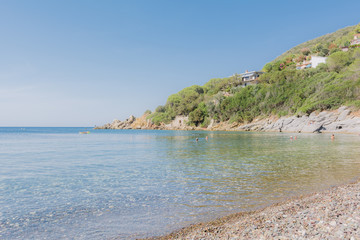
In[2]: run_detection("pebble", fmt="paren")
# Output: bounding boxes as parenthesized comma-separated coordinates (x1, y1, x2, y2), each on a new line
(153, 179, 360, 240)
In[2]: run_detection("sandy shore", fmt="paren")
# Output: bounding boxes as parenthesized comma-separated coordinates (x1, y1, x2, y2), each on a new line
(147, 179, 360, 240)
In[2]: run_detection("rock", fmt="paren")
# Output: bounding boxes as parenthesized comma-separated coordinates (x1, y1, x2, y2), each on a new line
(128, 115, 136, 124)
(300, 123, 323, 133)
(164, 116, 189, 130)
(337, 106, 348, 112)
(337, 110, 351, 121)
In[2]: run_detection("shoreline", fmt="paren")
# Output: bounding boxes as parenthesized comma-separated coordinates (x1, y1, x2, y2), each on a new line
(145, 177, 360, 239)
(96, 106, 360, 135)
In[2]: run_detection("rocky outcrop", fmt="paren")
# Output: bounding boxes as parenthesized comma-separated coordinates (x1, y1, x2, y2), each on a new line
(207, 106, 360, 134)
(95, 114, 194, 130)
(94, 106, 360, 134)
(164, 116, 191, 130)
(94, 115, 137, 129)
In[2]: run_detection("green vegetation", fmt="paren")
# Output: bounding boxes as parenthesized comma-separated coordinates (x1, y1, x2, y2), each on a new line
(274, 24, 357, 61)
(148, 23, 360, 127)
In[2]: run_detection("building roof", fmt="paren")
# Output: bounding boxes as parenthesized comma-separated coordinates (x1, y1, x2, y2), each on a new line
(240, 71, 264, 77)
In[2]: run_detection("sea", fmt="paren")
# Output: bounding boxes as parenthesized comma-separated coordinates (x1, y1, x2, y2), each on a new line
(1, 127, 360, 239)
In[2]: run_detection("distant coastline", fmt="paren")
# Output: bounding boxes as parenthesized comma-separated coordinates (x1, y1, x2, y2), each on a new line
(95, 106, 360, 135)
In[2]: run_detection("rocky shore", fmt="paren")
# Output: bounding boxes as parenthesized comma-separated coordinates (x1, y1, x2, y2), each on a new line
(148, 178, 360, 239)
(95, 106, 360, 134)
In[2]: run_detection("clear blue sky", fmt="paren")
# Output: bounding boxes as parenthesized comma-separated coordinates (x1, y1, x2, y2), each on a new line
(1, 0, 359, 126)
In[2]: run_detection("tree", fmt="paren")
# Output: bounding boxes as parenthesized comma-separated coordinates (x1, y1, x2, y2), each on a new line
(263, 62, 273, 72)
(155, 105, 166, 113)
(356, 26, 360, 34)
(327, 51, 351, 73)
(144, 110, 152, 115)
(166, 94, 182, 114)
(352, 48, 360, 60)
(313, 43, 324, 53)
(189, 103, 208, 126)
(343, 40, 351, 47)
(320, 48, 329, 57)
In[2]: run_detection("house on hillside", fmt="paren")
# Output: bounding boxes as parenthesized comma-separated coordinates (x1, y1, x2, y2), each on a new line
(241, 70, 264, 86)
(342, 33, 360, 51)
(296, 56, 327, 70)
(351, 34, 360, 46)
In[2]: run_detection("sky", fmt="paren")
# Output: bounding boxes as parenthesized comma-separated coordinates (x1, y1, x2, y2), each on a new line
(0, 0, 359, 127)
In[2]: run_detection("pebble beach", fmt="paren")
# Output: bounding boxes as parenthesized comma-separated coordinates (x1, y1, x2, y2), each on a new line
(149, 179, 360, 240)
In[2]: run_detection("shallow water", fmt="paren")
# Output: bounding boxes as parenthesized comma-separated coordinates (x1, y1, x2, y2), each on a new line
(1, 128, 360, 239)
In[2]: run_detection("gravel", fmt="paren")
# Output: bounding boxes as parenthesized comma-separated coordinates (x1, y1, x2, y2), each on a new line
(147, 179, 360, 239)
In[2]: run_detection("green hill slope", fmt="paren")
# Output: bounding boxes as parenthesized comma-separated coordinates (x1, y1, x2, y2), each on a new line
(148, 23, 360, 127)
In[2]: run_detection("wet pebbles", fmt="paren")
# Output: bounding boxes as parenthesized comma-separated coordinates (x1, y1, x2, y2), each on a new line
(151, 180, 360, 239)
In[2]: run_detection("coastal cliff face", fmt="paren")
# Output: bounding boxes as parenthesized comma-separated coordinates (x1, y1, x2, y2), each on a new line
(95, 106, 360, 134)
(216, 106, 360, 133)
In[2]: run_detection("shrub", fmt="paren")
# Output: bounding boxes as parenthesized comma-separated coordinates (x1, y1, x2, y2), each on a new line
(151, 112, 172, 125)
(263, 62, 273, 72)
(328, 42, 337, 50)
(301, 48, 311, 56)
(295, 55, 306, 63)
(327, 51, 351, 72)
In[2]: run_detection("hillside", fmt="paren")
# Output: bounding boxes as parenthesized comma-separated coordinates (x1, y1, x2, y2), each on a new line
(274, 25, 357, 61)
(144, 23, 360, 128)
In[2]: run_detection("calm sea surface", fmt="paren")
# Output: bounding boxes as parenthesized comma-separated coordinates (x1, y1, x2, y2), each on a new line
(1, 127, 360, 239)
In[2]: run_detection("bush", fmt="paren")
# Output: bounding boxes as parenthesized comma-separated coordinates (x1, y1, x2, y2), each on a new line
(151, 112, 172, 125)
(295, 55, 306, 63)
(327, 51, 351, 72)
(301, 48, 311, 56)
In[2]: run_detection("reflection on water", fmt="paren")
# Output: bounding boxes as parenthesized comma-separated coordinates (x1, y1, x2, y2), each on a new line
(0, 128, 360, 239)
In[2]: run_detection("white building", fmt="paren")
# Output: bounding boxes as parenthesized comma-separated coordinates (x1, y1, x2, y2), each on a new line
(296, 56, 327, 70)
(239, 70, 264, 87)
(351, 34, 360, 46)
(241, 70, 264, 83)
(310, 56, 327, 68)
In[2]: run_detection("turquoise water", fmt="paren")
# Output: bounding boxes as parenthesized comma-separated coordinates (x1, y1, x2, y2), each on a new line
(1, 128, 360, 239)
